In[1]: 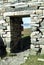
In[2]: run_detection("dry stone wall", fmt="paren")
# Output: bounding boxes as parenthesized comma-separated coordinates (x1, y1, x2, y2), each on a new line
(0, 0, 44, 48)
(0, 16, 11, 47)
(30, 2, 44, 45)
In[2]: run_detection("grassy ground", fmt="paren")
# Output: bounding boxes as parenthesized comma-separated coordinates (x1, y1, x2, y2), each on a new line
(22, 28, 31, 37)
(21, 55, 44, 65)
(21, 28, 44, 65)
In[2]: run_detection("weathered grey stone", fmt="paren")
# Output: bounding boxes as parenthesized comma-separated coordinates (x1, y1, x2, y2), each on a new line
(39, 6, 44, 9)
(43, 10, 44, 15)
(32, 0, 38, 2)
(36, 10, 43, 15)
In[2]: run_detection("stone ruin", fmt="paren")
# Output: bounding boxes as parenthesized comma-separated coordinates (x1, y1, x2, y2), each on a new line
(0, 0, 44, 53)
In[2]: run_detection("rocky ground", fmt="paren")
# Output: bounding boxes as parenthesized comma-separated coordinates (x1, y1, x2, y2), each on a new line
(0, 49, 30, 65)
(0, 44, 44, 65)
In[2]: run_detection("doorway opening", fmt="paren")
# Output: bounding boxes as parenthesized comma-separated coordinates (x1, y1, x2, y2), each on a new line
(10, 15, 31, 53)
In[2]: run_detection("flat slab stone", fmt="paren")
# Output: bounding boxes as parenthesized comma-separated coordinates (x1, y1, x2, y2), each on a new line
(38, 58, 44, 61)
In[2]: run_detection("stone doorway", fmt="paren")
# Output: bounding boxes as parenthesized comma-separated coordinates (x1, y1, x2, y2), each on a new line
(9, 15, 31, 53)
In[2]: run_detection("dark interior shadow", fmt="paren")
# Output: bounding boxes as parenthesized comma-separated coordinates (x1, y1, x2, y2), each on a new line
(0, 36, 7, 58)
(11, 36, 31, 53)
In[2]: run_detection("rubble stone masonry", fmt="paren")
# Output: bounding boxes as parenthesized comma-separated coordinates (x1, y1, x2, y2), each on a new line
(0, 0, 44, 52)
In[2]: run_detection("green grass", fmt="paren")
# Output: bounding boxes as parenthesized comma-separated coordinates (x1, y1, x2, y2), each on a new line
(21, 55, 44, 65)
(22, 28, 31, 38)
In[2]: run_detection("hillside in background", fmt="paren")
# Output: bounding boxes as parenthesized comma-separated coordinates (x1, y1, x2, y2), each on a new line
(22, 28, 31, 37)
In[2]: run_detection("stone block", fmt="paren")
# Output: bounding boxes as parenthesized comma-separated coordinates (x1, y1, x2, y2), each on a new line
(38, 0, 42, 2)
(41, 20, 44, 26)
(43, 10, 44, 15)
(36, 10, 43, 15)
(41, 2, 44, 6)
(28, 6, 37, 10)
(7, 26, 10, 31)
(39, 7, 44, 9)
(3, 23, 8, 26)
(6, 32, 11, 37)
(2, 34, 7, 38)
(32, 0, 38, 2)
